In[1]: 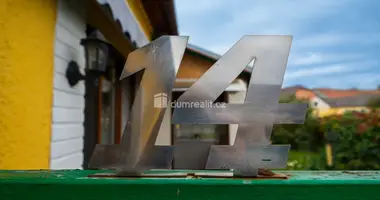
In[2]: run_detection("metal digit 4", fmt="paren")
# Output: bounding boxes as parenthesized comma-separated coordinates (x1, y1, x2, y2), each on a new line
(172, 36, 308, 176)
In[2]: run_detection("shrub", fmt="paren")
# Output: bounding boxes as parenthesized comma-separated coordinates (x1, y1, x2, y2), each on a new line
(285, 151, 324, 170)
(320, 110, 380, 170)
(272, 94, 324, 152)
(367, 96, 380, 108)
(273, 94, 380, 170)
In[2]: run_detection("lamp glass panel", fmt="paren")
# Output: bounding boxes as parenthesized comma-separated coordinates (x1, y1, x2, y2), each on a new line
(87, 42, 99, 70)
(97, 45, 108, 72)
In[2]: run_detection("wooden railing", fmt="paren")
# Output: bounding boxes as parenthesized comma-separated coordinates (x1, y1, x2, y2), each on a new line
(0, 170, 379, 200)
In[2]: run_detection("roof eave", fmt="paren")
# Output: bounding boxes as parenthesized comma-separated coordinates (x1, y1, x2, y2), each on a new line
(142, 0, 179, 37)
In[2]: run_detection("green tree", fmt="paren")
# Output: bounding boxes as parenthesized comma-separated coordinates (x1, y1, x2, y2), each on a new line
(320, 111, 380, 170)
(367, 97, 380, 108)
(272, 95, 324, 152)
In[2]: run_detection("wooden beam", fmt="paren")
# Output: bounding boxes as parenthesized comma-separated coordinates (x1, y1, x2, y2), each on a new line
(86, 0, 134, 58)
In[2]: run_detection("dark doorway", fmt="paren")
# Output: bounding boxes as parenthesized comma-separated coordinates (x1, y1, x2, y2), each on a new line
(82, 26, 130, 169)
(83, 70, 100, 169)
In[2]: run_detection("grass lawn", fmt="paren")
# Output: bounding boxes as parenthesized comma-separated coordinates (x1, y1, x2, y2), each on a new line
(285, 150, 323, 170)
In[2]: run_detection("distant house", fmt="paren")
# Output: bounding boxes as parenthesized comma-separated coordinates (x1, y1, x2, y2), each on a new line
(312, 88, 379, 98)
(281, 85, 316, 100)
(311, 93, 379, 117)
(282, 86, 380, 117)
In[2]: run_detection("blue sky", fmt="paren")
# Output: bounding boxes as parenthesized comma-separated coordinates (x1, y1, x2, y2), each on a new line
(174, 0, 380, 89)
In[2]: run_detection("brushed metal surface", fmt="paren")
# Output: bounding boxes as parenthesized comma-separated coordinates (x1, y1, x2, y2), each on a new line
(171, 36, 306, 176)
(172, 102, 307, 124)
(206, 145, 291, 170)
(89, 36, 307, 177)
(173, 141, 212, 170)
(89, 36, 188, 171)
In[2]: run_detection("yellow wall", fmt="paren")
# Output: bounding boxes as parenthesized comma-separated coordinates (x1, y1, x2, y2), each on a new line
(0, 0, 56, 169)
(316, 106, 369, 117)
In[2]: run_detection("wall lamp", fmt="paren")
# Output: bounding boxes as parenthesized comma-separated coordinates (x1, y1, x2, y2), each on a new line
(66, 30, 112, 87)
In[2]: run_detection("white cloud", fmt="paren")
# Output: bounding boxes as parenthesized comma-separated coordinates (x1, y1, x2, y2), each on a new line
(176, 0, 354, 48)
(294, 33, 346, 48)
(289, 53, 323, 66)
(208, 44, 232, 55)
(175, 0, 227, 15)
(289, 52, 365, 66)
(224, 0, 350, 34)
(285, 64, 348, 79)
(294, 32, 380, 49)
(175, 0, 379, 89)
(285, 60, 378, 79)
(305, 73, 380, 89)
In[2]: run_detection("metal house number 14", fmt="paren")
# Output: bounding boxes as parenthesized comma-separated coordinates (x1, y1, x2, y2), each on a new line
(88, 35, 307, 177)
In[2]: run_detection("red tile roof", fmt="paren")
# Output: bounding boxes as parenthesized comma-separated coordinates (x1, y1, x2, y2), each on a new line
(313, 88, 380, 98)
(282, 86, 380, 103)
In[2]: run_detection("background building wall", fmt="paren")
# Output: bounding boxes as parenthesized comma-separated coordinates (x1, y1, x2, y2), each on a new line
(176, 52, 213, 79)
(227, 88, 247, 145)
(0, 0, 57, 169)
(50, 0, 86, 169)
(310, 96, 331, 110)
(318, 107, 369, 117)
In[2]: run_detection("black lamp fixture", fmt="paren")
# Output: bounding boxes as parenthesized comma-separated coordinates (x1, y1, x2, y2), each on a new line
(66, 30, 112, 87)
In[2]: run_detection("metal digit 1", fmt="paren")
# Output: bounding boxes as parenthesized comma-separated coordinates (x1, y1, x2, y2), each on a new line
(172, 36, 307, 175)
(88, 36, 188, 174)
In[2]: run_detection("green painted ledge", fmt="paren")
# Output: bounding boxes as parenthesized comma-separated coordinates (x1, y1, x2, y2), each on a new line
(1, 170, 380, 200)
